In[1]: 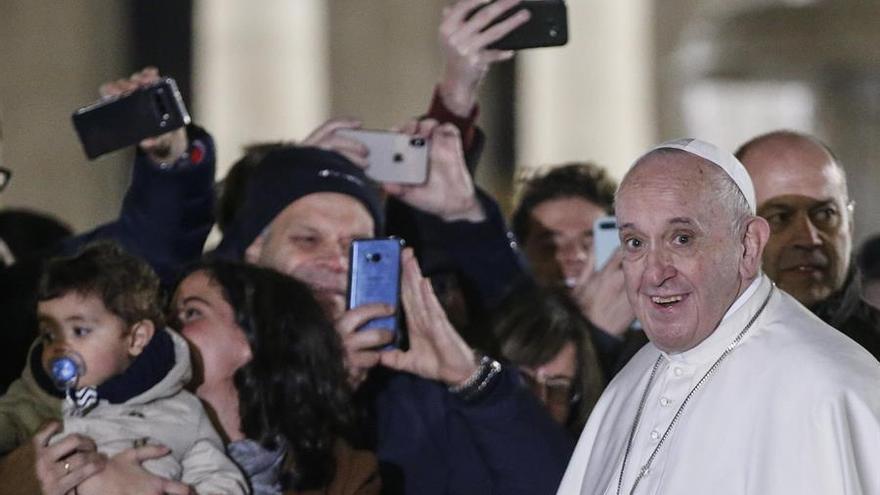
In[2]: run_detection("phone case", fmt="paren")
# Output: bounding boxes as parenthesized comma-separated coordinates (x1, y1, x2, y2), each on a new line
(336, 129, 429, 184)
(72, 77, 191, 160)
(593, 216, 620, 271)
(486, 0, 569, 50)
(347, 238, 404, 347)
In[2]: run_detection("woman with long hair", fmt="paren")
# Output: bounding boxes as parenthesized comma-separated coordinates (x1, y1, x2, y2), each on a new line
(172, 260, 378, 494)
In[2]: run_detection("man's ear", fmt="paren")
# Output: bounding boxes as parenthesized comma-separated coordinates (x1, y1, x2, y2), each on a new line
(847, 200, 855, 237)
(244, 230, 267, 264)
(128, 320, 156, 357)
(740, 216, 770, 280)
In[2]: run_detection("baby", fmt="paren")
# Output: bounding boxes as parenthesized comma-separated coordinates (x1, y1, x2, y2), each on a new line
(0, 242, 247, 494)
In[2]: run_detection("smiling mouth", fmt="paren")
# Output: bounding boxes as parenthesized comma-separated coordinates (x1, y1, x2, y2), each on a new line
(790, 265, 822, 272)
(781, 265, 826, 277)
(650, 295, 685, 308)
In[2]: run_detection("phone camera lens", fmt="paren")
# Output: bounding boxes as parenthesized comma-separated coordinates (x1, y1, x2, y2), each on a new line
(367, 253, 382, 263)
(392, 153, 404, 163)
(410, 137, 426, 148)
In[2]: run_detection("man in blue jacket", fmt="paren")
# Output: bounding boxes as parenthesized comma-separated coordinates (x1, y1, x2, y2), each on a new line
(214, 118, 573, 494)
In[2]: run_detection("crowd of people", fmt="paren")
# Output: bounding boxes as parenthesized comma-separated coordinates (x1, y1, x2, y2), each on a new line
(1, 1, 879, 494)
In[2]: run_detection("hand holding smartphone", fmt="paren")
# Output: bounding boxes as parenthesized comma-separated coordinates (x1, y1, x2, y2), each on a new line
(468, 0, 569, 51)
(347, 238, 405, 349)
(72, 77, 190, 159)
(336, 129, 429, 184)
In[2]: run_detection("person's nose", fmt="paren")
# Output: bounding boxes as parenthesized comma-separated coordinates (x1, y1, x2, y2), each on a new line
(643, 246, 677, 287)
(314, 239, 349, 274)
(790, 211, 823, 248)
(46, 339, 70, 358)
(556, 239, 588, 269)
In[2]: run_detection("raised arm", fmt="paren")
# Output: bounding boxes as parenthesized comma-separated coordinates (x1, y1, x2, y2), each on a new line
(63, 67, 216, 286)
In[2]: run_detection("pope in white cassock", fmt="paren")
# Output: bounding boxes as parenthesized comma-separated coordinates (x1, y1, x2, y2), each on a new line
(556, 139, 880, 495)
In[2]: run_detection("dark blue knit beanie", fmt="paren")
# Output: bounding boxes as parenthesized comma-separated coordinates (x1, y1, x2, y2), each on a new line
(214, 146, 384, 260)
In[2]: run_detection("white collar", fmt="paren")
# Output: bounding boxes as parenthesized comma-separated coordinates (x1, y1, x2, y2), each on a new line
(664, 274, 770, 365)
(721, 275, 762, 323)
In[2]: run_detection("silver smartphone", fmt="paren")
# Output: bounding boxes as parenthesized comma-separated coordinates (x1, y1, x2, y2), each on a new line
(336, 129, 429, 184)
(593, 216, 620, 271)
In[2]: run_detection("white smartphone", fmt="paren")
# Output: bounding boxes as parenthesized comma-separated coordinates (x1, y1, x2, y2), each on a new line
(592, 216, 620, 271)
(336, 129, 429, 184)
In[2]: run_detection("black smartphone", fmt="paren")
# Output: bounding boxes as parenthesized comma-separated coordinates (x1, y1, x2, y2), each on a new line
(336, 129, 429, 184)
(72, 77, 191, 160)
(474, 0, 569, 50)
(347, 237, 404, 348)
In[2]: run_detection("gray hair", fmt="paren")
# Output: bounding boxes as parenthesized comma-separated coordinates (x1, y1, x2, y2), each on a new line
(711, 164, 753, 237)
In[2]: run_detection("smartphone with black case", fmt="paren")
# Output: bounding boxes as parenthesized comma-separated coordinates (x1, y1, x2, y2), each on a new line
(347, 237, 404, 348)
(472, 0, 569, 50)
(72, 77, 191, 160)
(593, 216, 620, 271)
(336, 129, 429, 184)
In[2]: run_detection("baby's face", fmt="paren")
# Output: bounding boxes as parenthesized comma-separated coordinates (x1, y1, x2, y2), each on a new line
(38, 292, 132, 389)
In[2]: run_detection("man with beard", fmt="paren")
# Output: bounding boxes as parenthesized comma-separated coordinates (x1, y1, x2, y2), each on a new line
(556, 138, 880, 495)
(736, 131, 880, 359)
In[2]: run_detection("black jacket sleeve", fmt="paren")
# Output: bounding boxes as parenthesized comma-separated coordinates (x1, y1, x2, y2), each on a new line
(61, 125, 216, 285)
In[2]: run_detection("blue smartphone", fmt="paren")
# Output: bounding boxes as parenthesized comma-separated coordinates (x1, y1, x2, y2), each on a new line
(347, 237, 404, 348)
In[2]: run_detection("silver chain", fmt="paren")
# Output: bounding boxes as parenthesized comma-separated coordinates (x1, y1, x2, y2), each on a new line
(616, 285, 774, 495)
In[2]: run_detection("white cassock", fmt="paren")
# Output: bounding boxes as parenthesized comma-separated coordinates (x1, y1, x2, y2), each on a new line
(557, 275, 880, 495)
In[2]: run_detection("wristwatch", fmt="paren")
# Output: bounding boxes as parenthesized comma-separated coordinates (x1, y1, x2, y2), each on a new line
(448, 354, 502, 402)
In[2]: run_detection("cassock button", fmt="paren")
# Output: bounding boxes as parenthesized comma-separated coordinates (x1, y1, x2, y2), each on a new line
(650, 430, 660, 440)
(660, 397, 670, 406)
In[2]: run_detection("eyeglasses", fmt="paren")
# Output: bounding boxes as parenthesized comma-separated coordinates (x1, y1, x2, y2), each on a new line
(519, 368, 581, 406)
(0, 167, 10, 193)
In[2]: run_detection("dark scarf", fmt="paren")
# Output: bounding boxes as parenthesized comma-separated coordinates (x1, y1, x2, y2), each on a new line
(811, 267, 880, 360)
(32, 329, 176, 409)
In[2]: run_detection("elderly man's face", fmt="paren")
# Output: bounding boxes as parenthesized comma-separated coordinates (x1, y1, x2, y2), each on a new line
(245, 192, 374, 319)
(523, 196, 608, 288)
(740, 138, 852, 307)
(616, 154, 747, 353)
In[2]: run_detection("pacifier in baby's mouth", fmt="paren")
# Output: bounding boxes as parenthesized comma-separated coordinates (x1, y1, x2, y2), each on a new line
(49, 352, 86, 392)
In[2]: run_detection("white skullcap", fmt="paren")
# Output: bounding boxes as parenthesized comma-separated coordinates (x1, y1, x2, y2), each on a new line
(645, 138, 756, 214)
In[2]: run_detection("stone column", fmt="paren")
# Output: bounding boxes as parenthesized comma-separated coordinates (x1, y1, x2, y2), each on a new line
(516, 0, 656, 180)
(193, 0, 331, 177)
